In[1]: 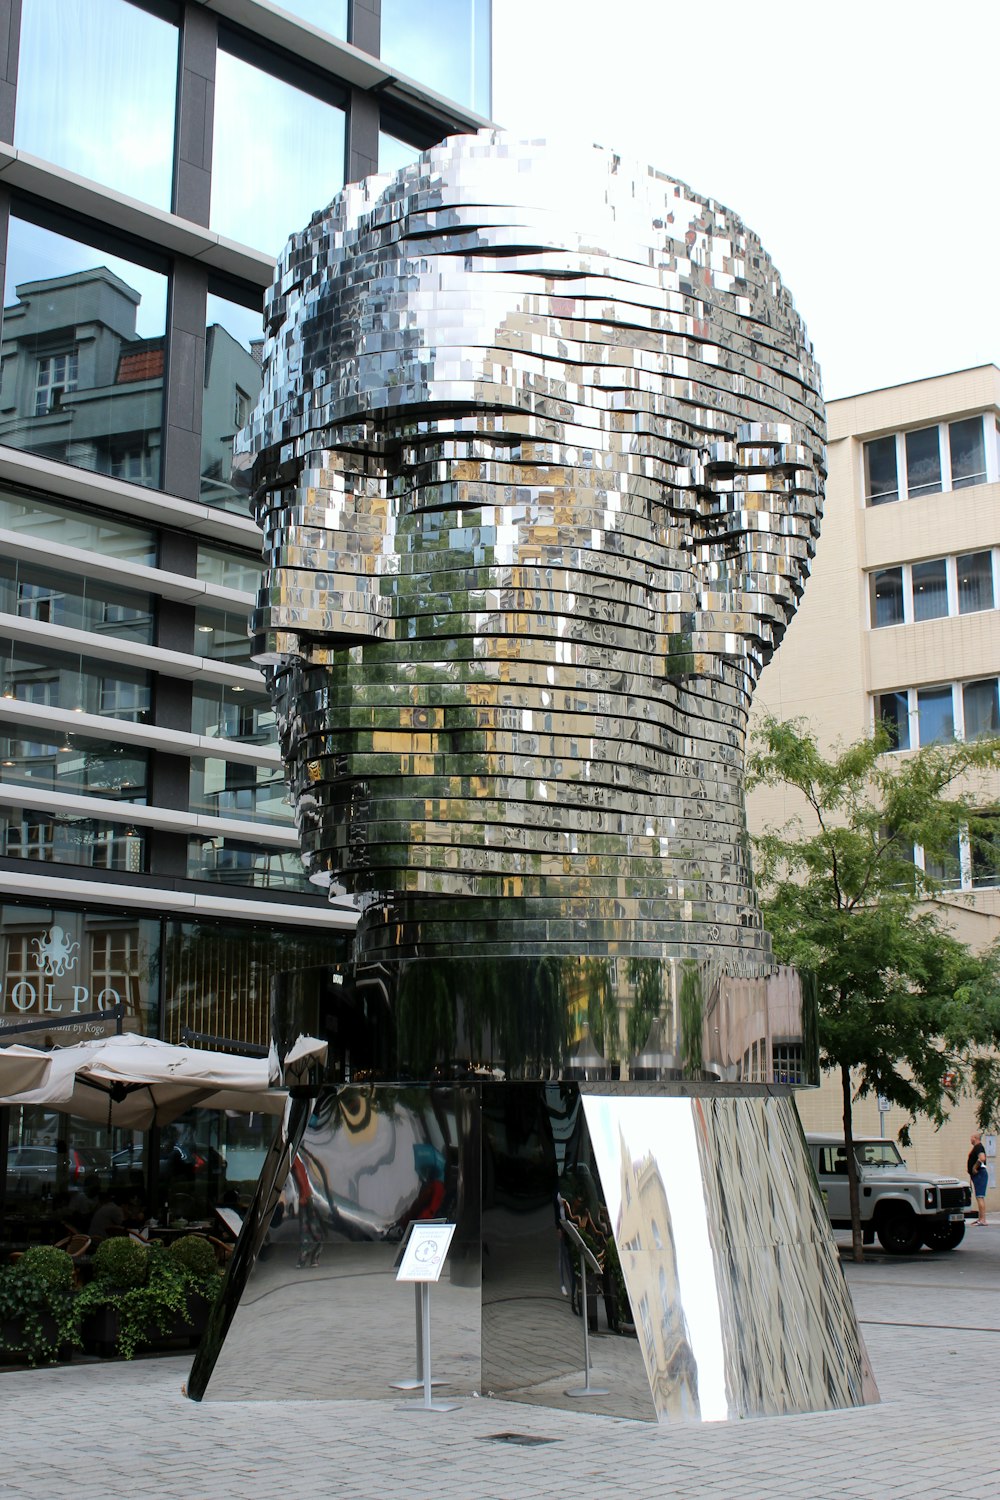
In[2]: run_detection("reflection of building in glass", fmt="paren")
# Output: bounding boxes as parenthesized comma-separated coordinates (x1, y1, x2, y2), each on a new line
(0, 269, 263, 498)
(200, 324, 263, 511)
(0, 267, 163, 483)
(615, 1133, 700, 1421)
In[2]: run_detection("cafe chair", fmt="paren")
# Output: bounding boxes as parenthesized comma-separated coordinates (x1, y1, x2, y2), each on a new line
(53, 1232, 92, 1260)
(204, 1234, 234, 1266)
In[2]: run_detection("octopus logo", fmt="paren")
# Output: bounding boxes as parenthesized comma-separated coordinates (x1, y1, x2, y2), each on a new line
(32, 925, 80, 977)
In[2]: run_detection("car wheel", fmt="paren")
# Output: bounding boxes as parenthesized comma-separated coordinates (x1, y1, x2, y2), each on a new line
(876, 1206, 923, 1255)
(922, 1222, 966, 1252)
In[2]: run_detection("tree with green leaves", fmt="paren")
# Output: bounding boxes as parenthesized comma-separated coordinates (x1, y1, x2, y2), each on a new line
(748, 716, 1000, 1261)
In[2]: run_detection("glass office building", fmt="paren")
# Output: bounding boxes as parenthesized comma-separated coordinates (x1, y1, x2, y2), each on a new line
(0, 0, 491, 1227)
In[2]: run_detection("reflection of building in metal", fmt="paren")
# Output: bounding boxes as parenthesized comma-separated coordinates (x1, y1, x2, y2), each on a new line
(691, 1093, 876, 1415)
(704, 965, 808, 1084)
(615, 1131, 700, 1421)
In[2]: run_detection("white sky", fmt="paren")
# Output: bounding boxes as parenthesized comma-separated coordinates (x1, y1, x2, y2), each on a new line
(491, 0, 1000, 400)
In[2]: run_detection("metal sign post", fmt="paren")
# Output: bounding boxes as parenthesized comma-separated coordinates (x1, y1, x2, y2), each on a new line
(394, 1222, 458, 1412)
(561, 1218, 609, 1398)
(389, 1282, 446, 1392)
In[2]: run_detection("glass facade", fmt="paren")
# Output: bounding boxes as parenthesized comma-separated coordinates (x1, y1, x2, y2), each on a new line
(0, 489, 156, 564)
(189, 758, 289, 826)
(191, 683, 274, 745)
(381, 0, 490, 114)
(1, 805, 145, 873)
(275, 0, 348, 36)
(0, 559, 154, 643)
(15, 0, 179, 210)
(0, 640, 151, 720)
(193, 605, 252, 663)
(0, 0, 486, 1262)
(1, 216, 167, 488)
(0, 731, 148, 800)
(211, 44, 346, 254)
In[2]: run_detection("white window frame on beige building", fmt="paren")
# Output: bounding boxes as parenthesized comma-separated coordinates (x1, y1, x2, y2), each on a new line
(862, 412, 1000, 506)
(868, 547, 998, 628)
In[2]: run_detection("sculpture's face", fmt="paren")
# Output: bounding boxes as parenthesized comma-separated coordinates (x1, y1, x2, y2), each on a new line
(248, 135, 824, 963)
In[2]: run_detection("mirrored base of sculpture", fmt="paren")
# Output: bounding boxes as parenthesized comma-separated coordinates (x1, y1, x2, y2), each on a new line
(188, 1084, 877, 1420)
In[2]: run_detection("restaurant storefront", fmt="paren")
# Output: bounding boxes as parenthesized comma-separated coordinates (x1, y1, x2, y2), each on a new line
(0, 900, 349, 1247)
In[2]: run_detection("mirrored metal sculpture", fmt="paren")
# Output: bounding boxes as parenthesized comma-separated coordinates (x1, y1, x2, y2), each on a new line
(188, 134, 876, 1421)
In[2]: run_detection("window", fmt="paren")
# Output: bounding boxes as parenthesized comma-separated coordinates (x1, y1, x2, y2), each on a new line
(864, 435, 898, 505)
(35, 351, 78, 415)
(950, 417, 987, 488)
(871, 568, 904, 627)
(868, 550, 997, 627)
(194, 606, 253, 664)
(876, 692, 910, 751)
(876, 678, 999, 751)
(772, 1042, 805, 1085)
(379, 131, 423, 174)
(904, 427, 941, 498)
(196, 544, 262, 594)
(917, 687, 954, 746)
(911, 558, 948, 621)
(964, 680, 999, 741)
(970, 815, 1000, 890)
(211, 41, 346, 254)
(863, 415, 993, 505)
(957, 552, 994, 614)
(14, 0, 179, 210)
(921, 831, 962, 890)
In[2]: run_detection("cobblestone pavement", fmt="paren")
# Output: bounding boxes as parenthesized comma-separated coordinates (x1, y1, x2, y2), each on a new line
(2, 1223, 998, 1500)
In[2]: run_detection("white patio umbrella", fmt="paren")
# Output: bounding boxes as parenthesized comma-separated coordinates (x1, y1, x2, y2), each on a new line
(0, 1044, 53, 1095)
(0, 1033, 286, 1128)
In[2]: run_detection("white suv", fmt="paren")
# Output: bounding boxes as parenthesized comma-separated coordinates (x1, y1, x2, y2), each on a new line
(806, 1133, 972, 1254)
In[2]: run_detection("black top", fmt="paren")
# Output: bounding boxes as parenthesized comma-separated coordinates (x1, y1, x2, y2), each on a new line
(968, 1144, 987, 1175)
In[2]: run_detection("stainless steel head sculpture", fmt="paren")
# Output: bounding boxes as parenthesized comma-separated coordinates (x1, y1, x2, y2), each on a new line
(247, 132, 824, 1079)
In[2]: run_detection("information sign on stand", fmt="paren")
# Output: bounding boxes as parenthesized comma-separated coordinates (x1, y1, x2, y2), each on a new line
(393, 1222, 458, 1412)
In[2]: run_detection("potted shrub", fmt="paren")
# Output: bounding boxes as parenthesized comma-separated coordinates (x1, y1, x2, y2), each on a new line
(0, 1246, 81, 1366)
(77, 1235, 223, 1359)
(166, 1234, 224, 1337)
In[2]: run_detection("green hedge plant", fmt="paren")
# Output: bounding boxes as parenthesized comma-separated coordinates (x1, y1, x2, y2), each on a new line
(0, 1246, 81, 1365)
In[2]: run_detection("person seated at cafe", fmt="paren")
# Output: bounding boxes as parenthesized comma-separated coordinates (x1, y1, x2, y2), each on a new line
(68, 1173, 101, 1228)
(122, 1192, 148, 1230)
(89, 1190, 126, 1242)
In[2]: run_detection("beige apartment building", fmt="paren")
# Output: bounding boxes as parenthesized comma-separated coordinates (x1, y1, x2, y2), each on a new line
(750, 365, 1000, 1194)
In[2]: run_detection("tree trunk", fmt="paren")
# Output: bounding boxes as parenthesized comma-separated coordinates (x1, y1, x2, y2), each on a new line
(842, 1062, 864, 1263)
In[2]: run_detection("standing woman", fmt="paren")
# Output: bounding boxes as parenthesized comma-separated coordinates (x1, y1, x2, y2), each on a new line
(968, 1133, 989, 1226)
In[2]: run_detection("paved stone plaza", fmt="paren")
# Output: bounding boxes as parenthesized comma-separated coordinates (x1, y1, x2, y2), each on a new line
(2, 1225, 996, 1499)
